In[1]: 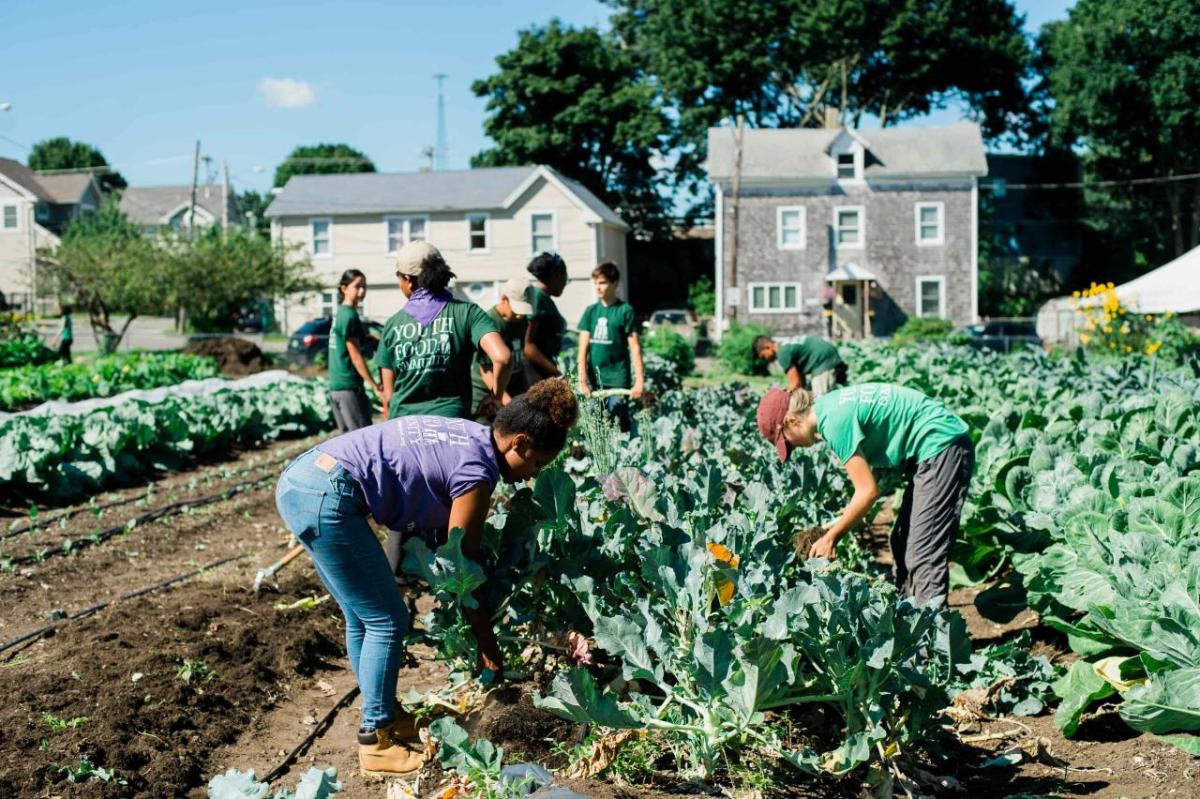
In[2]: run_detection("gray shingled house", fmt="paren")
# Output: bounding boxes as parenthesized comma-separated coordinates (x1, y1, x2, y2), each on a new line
(707, 123, 987, 339)
(118, 182, 243, 235)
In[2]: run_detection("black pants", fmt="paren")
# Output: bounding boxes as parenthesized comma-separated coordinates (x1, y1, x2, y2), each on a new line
(890, 435, 975, 607)
(58, 340, 72, 364)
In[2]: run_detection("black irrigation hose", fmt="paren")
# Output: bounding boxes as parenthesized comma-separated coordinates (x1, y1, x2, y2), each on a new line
(263, 685, 362, 784)
(7, 475, 275, 567)
(0, 553, 249, 657)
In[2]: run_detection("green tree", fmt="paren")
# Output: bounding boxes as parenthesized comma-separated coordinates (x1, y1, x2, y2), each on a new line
(607, 0, 1031, 205)
(28, 136, 127, 192)
(472, 20, 670, 237)
(237, 189, 272, 238)
(37, 198, 168, 350)
(273, 143, 376, 189)
(1039, 0, 1200, 277)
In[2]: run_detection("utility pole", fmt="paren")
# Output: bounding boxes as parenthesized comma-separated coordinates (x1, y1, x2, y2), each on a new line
(727, 116, 745, 322)
(433, 73, 448, 171)
(222, 160, 231, 229)
(189, 139, 201, 238)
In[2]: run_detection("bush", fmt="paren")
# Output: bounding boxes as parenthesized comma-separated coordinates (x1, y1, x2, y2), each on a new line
(642, 325, 695, 376)
(0, 335, 58, 369)
(892, 317, 955, 346)
(716, 321, 771, 375)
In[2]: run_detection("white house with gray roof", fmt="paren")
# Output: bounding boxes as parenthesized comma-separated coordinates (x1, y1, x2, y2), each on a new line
(707, 123, 987, 339)
(265, 164, 629, 333)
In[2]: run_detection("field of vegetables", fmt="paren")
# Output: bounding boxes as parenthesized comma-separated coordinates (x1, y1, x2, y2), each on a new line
(0, 343, 1198, 799)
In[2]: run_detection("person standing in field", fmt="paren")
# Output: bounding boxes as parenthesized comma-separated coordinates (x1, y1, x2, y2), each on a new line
(577, 261, 644, 432)
(275, 380, 578, 777)
(756, 383, 974, 607)
(523, 252, 568, 384)
(328, 269, 383, 433)
(753, 334, 847, 396)
(51, 304, 74, 363)
(471, 277, 534, 423)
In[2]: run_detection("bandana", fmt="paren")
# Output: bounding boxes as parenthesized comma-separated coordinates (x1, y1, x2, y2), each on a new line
(403, 288, 451, 327)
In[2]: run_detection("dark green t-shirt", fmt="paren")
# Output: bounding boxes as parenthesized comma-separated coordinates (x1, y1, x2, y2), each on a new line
(815, 383, 969, 471)
(528, 286, 566, 362)
(779, 336, 842, 380)
(470, 306, 528, 409)
(375, 299, 499, 419)
(579, 299, 636, 389)
(328, 305, 366, 392)
(61, 314, 73, 343)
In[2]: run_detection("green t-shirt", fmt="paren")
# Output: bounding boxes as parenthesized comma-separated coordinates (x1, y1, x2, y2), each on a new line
(328, 305, 366, 392)
(579, 299, 636, 390)
(778, 336, 842, 380)
(61, 314, 73, 343)
(375, 299, 499, 419)
(470, 306, 528, 409)
(528, 286, 566, 362)
(814, 383, 969, 470)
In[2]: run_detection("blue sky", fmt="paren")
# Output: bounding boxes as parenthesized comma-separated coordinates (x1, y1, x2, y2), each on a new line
(0, 0, 1074, 195)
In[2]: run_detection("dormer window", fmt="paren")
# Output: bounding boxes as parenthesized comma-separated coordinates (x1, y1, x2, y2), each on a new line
(837, 152, 857, 180)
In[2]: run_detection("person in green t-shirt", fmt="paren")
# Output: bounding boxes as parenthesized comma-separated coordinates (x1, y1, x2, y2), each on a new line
(752, 334, 847, 395)
(471, 277, 534, 422)
(52, 304, 74, 363)
(756, 383, 974, 606)
(328, 269, 383, 433)
(375, 241, 510, 420)
(577, 261, 644, 432)
(523, 252, 568, 385)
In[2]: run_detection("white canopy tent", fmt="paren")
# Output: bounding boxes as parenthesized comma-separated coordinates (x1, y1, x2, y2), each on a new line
(1036, 244, 1200, 346)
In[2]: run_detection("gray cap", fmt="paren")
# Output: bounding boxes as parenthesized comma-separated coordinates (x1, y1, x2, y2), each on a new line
(501, 277, 534, 316)
(395, 240, 447, 277)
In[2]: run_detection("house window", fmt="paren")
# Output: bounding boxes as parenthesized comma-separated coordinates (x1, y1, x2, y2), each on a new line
(776, 207, 806, 250)
(385, 216, 427, 254)
(320, 290, 337, 318)
(834, 206, 864, 248)
(530, 212, 556, 253)
(2, 203, 19, 231)
(837, 152, 857, 180)
(35, 204, 50, 223)
(916, 276, 946, 318)
(915, 202, 944, 245)
(467, 214, 489, 252)
(310, 218, 332, 257)
(748, 282, 802, 313)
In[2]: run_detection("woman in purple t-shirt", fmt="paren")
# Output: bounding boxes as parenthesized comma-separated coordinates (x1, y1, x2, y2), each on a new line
(275, 379, 578, 777)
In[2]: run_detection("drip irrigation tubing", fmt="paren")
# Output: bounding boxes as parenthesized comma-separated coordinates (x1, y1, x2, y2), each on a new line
(0, 553, 249, 658)
(263, 685, 362, 783)
(6, 475, 275, 567)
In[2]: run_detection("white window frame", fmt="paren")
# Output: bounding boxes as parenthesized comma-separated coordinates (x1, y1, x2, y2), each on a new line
(775, 206, 806, 250)
(748, 281, 803, 314)
(833, 205, 865, 249)
(1, 202, 21, 232)
(466, 213, 490, 254)
(384, 215, 430, 255)
(309, 217, 333, 258)
(529, 210, 557, 254)
(915, 275, 947, 319)
(915, 202, 945, 246)
(319, 289, 338, 318)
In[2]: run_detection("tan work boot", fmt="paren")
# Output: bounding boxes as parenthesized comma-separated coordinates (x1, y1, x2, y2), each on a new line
(358, 723, 427, 778)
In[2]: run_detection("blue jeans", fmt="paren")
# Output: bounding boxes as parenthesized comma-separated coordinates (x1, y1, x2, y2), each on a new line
(275, 449, 409, 731)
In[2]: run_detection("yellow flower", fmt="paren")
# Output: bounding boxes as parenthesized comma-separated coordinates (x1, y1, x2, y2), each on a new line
(1102, 326, 1112, 334)
(1124, 346, 1132, 353)
(1073, 290, 1081, 298)
(1080, 333, 1091, 344)
(1147, 341, 1163, 355)
(1109, 343, 1116, 349)
(122, 365, 131, 373)
(1145, 315, 1153, 321)
(92, 374, 101, 382)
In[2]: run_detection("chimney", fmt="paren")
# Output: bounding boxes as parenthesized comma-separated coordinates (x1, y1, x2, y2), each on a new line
(823, 107, 840, 129)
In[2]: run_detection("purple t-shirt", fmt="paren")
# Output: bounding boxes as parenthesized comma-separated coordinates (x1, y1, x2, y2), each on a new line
(316, 416, 501, 534)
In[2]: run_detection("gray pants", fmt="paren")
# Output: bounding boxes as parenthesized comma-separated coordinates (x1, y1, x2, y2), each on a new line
(330, 389, 373, 433)
(890, 435, 975, 607)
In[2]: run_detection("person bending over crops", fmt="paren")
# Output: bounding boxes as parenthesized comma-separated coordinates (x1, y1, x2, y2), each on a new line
(757, 383, 973, 607)
(577, 261, 644, 432)
(470, 277, 535, 423)
(328, 269, 383, 433)
(753, 334, 847, 396)
(523, 251, 569, 384)
(275, 379, 578, 777)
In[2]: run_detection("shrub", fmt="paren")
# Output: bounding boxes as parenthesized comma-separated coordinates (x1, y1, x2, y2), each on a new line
(892, 317, 955, 346)
(642, 325, 695, 376)
(716, 321, 770, 375)
(0, 335, 58, 369)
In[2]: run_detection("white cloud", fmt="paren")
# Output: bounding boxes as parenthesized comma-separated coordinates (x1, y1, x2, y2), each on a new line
(259, 78, 317, 109)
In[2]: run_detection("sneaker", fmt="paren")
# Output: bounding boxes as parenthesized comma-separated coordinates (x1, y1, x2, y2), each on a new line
(358, 723, 427, 777)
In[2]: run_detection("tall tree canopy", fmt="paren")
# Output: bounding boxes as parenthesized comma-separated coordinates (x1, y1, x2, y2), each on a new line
(273, 143, 376, 189)
(1040, 0, 1200, 272)
(472, 20, 670, 237)
(607, 0, 1032, 198)
(28, 136, 127, 192)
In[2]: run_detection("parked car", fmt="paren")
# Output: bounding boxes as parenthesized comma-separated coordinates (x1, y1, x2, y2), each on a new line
(643, 308, 699, 336)
(286, 317, 383, 366)
(957, 320, 1041, 353)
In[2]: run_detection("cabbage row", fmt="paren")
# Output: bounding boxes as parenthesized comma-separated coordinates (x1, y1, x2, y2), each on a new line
(0, 352, 221, 411)
(0, 381, 332, 502)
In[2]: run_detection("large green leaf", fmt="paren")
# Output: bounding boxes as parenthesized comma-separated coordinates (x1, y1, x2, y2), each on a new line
(1053, 661, 1116, 737)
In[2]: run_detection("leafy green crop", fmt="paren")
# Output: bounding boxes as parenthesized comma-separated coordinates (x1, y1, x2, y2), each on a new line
(0, 334, 57, 369)
(0, 352, 220, 410)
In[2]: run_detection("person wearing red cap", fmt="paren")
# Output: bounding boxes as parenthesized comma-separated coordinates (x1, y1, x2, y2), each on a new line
(757, 383, 973, 606)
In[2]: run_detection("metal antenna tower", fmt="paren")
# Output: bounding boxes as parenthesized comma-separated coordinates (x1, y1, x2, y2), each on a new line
(433, 73, 448, 171)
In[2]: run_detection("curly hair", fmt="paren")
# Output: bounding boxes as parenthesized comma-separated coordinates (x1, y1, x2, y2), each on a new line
(527, 251, 567, 283)
(494, 378, 579, 452)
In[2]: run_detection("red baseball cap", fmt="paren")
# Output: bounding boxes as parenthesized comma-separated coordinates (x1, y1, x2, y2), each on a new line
(757, 388, 791, 461)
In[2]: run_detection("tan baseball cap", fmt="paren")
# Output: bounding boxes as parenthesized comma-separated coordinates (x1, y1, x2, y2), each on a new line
(501, 277, 534, 316)
(395, 240, 446, 277)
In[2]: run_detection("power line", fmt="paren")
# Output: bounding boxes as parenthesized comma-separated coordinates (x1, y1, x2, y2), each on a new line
(982, 170, 1200, 191)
